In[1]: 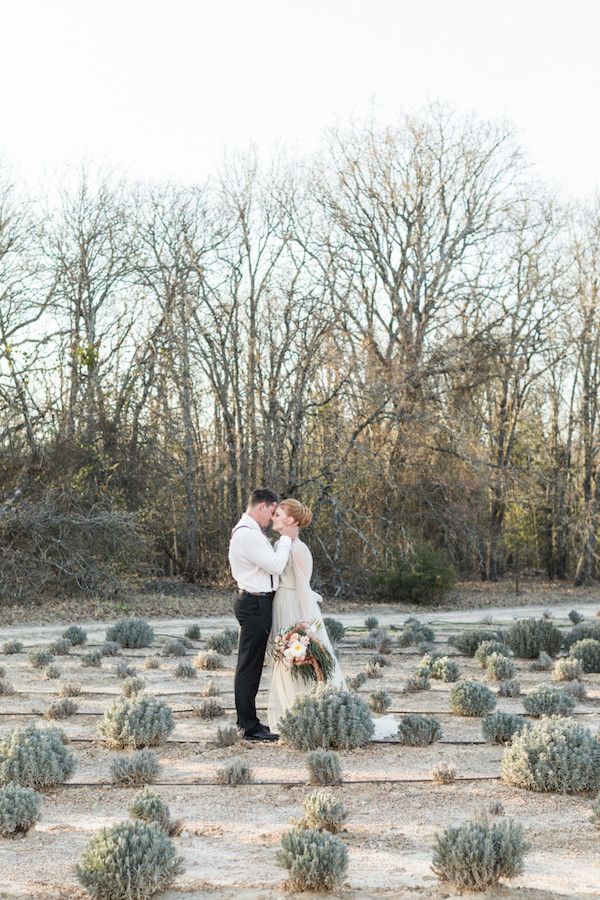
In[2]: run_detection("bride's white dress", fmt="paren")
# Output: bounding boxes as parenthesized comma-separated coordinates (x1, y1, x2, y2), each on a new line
(267, 539, 397, 740)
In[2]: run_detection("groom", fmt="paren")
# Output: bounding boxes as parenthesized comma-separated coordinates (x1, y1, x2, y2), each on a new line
(229, 488, 299, 741)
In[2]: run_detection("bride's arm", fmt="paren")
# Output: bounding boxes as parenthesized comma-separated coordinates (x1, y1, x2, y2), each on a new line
(292, 541, 315, 621)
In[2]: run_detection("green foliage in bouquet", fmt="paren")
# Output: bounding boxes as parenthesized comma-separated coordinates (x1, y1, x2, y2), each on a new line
(273, 623, 335, 685)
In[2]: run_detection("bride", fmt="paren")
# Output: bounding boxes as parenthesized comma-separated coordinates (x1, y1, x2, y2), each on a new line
(266, 498, 397, 740)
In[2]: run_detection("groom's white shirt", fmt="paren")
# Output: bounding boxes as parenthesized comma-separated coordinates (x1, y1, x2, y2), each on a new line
(229, 512, 292, 593)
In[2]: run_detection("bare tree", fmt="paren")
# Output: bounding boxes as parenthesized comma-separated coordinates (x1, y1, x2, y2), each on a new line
(136, 182, 223, 579)
(572, 204, 600, 584)
(2, 108, 600, 600)
(0, 168, 54, 456)
(45, 169, 140, 449)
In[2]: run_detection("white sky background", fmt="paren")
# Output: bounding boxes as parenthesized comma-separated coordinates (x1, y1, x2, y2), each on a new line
(2, 0, 600, 199)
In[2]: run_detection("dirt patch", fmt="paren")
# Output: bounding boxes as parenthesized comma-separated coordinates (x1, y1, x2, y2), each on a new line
(2, 577, 599, 628)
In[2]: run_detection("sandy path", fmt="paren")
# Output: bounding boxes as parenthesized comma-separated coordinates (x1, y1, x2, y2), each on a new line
(1, 597, 599, 646)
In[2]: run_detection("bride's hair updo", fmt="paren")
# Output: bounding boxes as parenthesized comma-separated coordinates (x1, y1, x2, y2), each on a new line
(279, 498, 313, 528)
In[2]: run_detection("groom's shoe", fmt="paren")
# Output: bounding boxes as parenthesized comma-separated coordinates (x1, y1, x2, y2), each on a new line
(244, 726, 278, 742)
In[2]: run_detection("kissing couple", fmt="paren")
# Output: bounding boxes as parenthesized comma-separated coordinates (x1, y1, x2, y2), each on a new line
(229, 488, 398, 741)
(228, 488, 344, 741)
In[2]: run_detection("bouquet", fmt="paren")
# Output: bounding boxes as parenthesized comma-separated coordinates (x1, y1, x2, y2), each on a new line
(272, 621, 334, 684)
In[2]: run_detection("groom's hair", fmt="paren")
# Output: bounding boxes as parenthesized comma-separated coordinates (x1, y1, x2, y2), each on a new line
(247, 487, 279, 508)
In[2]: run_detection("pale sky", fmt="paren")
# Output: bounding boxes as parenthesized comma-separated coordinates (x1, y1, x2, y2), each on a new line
(2, 0, 600, 198)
